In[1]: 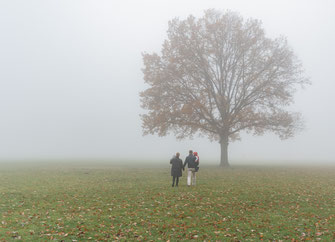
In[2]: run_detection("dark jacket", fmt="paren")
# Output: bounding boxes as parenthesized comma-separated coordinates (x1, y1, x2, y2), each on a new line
(170, 157, 183, 177)
(183, 154, 197, 169)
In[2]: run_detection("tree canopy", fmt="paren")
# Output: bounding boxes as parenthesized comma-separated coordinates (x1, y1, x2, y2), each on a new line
(140, 10, 309, 167)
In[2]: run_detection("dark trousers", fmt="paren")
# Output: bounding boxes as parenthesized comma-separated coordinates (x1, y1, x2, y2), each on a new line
(172, 176, 179, 187)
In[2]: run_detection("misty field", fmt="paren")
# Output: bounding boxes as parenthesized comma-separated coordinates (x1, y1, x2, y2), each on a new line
(0, 163, 334, 241)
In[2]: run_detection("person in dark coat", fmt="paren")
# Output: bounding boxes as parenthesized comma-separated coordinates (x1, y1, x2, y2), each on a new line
(170, 152, 183, 187)
(183, 150, 197, 186)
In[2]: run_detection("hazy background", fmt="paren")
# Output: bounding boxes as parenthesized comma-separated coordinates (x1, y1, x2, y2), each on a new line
(0, 0, 334, 164)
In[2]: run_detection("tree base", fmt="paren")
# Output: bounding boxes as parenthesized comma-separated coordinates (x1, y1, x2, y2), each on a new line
(219, 163, 231, 168)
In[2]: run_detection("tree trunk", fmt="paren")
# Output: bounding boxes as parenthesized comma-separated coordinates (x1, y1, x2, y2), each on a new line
(219, 136, 230, 168)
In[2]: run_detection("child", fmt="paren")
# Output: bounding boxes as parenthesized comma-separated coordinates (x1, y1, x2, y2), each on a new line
(194, 151, 199, 172)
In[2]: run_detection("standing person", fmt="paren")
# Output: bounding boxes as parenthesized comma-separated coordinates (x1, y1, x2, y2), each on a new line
(170, 152, 183, 187)
(183, 150, 197, 186)
(194, 151, 200, 172)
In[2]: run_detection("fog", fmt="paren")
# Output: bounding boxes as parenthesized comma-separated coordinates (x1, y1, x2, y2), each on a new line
(0, 0, 334, 164)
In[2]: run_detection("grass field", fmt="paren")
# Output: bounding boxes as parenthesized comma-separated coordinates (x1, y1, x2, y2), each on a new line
(0, 162, 334, 241)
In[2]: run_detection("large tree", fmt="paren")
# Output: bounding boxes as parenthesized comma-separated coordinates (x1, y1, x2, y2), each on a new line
(140, 10, 308, 167)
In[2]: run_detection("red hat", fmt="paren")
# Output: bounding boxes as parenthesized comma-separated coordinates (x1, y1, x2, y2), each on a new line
(193, 152, 198, 156)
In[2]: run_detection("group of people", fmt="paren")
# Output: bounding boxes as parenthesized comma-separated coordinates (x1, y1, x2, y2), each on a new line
(169, 150, 199, 187)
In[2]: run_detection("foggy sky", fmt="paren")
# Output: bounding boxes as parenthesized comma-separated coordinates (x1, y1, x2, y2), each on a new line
(0, 0, 335, 164)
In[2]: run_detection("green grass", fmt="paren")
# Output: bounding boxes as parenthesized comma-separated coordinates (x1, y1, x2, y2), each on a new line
(0, 162, 334, 241)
